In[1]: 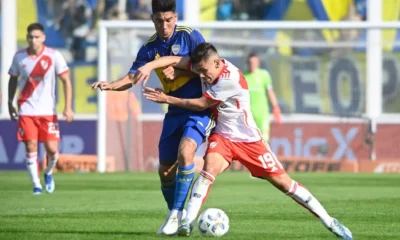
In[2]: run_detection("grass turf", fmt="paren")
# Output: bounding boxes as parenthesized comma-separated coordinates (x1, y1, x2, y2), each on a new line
(0, 172, 399, 239)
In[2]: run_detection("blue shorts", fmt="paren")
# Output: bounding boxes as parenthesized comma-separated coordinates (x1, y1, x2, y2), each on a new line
(158, 112, 214, 166)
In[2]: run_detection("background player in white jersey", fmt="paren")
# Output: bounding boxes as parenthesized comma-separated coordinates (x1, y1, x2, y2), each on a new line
(137, 43, 352, 240)
(8, 23, 73, 195)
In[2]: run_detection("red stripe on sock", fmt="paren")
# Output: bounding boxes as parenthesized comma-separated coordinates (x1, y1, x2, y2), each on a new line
(200, 170, 215, 182)
(202, 182, 213, 204)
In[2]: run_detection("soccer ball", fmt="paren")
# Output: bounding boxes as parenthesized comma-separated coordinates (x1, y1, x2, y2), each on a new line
(198, 208, 229, 237)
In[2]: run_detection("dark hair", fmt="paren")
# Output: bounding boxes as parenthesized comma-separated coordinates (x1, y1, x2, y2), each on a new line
(247, 51, 259, 59)
(27, 23, 44, 33)
(190, 42, 219, 66)
(152, 0, 176, 14)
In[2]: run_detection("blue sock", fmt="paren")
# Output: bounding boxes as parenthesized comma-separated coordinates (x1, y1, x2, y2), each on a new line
(161, 178, 176, 210)
(173, 163, 195, 211)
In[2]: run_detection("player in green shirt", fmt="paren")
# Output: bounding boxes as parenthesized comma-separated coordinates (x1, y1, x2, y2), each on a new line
(243, 52, 282, 142)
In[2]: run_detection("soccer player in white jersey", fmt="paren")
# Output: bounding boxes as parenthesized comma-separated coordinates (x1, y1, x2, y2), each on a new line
(137, 43, 352, 240)
(8, 23, 73, 195)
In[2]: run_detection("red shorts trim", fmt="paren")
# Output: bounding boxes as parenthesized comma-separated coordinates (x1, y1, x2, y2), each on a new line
(206, 134, 286, 177)
(17, 115, 60, 142)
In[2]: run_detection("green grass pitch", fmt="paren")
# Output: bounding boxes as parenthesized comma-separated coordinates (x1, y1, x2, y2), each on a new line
(0, 172, 399, 239)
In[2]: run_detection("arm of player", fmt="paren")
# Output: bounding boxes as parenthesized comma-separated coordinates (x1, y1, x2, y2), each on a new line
(91, 73, 135, 91)
(7, 76, 19, 120)
(267, 88, 282, 124)
(160, 28, 205, 82)
(133, 56, 190, 84)
(59, 72, 74, 122)
(143, 87, 216, 111)
(162, 67, 196, 82)
(264, 70, 282, 124)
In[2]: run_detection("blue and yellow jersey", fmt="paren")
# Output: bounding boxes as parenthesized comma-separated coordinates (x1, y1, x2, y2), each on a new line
(129, 25, 206, 114)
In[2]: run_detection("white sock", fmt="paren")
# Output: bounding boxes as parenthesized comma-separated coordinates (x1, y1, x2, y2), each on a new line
(44, 152, 59, 175)
(186, 171, 215, 224)
(26, 152, 41, 188)
(286, 180, 333, 227)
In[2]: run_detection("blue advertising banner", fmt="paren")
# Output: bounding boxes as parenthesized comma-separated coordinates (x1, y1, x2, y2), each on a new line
(0, 120, 96, 170)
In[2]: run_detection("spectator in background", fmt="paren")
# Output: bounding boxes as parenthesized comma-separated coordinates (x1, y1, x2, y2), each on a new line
(246, 0, 266, 20)
(105, 4, 125, 20)
(217, 0, 234, 20)
(243, 52, 282, 142)
(340, 0, 365, 41)
(129, 0, 152, 20)
(103, 0, 120, 18)
(354, 0, 367, 20)
(58, 0, 92, 61)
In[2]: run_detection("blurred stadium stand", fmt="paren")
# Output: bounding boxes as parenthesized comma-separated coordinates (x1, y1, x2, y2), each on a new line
(7, 0, 400, 60)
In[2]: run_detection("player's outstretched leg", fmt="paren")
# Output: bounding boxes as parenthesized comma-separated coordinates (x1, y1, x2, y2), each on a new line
(43, 141, 59, 193)
(266, 173, 352, 240)
(178, 152, 228, 237)
(161, 138, 196, 235)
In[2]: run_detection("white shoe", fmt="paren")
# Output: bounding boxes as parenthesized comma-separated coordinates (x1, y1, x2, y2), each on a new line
(328, 218, 353, 240)
(156, 209, 187, 235)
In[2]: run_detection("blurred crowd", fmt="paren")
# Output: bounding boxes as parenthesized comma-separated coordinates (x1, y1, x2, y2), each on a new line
(17, 0, 394, 62)
(44, 0, 152, 61)
(215, 0, 366, 21)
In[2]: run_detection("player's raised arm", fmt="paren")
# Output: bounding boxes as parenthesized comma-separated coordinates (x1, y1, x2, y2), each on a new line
(143, 87, 216, 111)
(92, 74, 134, 91)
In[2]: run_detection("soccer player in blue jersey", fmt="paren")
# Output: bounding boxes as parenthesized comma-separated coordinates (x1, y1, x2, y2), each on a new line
(91, 0, 213, 235)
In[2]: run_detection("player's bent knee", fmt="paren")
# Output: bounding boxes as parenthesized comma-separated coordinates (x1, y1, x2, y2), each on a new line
(24, 140, 38, 152)
(177, 138, 197, 165)
(203, 152, 229, 177)
(44, 141, 58, 155)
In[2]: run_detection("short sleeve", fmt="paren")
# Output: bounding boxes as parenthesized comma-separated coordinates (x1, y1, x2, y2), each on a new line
(129, 45, 153, 74)
(189, 29, 205, 53)
(263, 70, 273, 90)
(55, 51, 69, 76)
(8, 54, 20, 77)
(204, 79, 241, 102)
